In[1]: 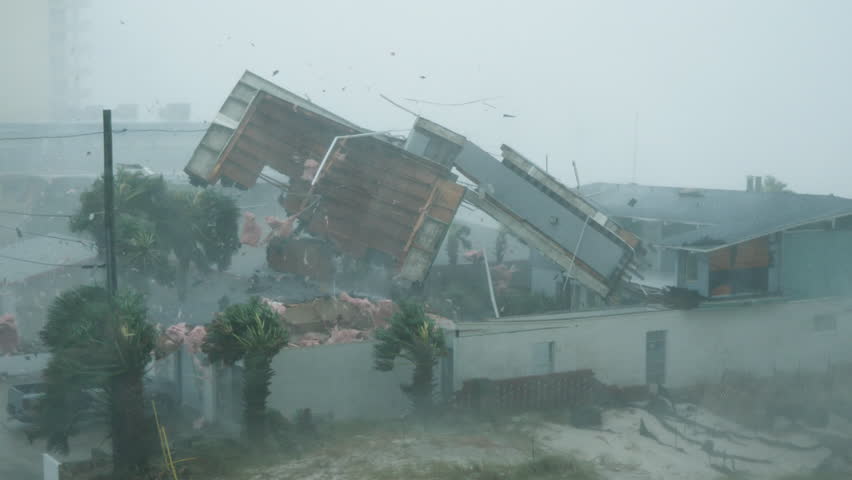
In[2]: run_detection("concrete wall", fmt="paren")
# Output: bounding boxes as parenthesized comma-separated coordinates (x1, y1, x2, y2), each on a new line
(454, 296, 852, 390)
(781, 230, 852, 299)
(267, 341, 413, 420)
(0, 352, 49, 377)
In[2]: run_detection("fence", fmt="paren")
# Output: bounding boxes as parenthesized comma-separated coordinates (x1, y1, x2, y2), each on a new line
(455, 369, 596, 412)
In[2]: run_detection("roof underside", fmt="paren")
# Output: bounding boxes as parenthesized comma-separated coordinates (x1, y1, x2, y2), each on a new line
(183, 71, 464, 284)
(583, 183, 852, 251)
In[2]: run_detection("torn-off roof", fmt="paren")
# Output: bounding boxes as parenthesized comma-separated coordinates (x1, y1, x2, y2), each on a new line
(583, 182, 852, 251)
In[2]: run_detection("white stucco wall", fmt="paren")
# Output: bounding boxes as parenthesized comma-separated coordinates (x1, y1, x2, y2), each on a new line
(0, 352, 49, 377)
(454, 296, 852, 389)
(267, 341, 413, 420)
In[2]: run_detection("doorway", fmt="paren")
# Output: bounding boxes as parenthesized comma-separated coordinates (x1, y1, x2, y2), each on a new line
(645, 330, 667, 385)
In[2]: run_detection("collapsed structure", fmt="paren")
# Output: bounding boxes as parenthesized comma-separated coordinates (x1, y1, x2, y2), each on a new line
(185, 71, 644, 302)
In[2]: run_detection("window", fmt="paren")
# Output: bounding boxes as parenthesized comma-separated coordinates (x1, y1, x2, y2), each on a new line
(685, 253, 698, 281)
(814, 313, 837, 332)
(531, 341, 555, 375)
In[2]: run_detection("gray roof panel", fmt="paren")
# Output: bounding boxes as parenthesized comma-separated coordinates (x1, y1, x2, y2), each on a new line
(583, 183, 852, 250)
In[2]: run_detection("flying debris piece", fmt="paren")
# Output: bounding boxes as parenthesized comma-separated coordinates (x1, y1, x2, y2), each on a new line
(390, 51, 396, 56)
(272, 69, 279, 76)
(250, 42, 255, 47)
(419, 75, 426, 79)
(341, 86, 346, 91)
(660, 287, 705, 310)
(628, 198, 638, 207)
(15, 228, 22, 239)
(120, 20, 125, 25)
(85, 151, 91, 156)
(502, 113, 517, 118)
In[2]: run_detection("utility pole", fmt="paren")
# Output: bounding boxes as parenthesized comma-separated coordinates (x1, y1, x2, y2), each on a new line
(103, 110, 118, 295)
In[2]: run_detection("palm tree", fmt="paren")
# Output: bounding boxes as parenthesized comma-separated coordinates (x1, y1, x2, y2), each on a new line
(374, 302, 448, 414)
(37, 286, 156, 477)
(70, 170, 241, 299)
(202, 297, 289, 444)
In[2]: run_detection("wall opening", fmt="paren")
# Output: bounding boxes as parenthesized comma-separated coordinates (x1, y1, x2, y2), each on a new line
(645, 330, 667, 385)
(531, 341, 555, 375)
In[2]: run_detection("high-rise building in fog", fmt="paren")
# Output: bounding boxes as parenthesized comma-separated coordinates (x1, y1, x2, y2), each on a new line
(0, 0, 89, 123)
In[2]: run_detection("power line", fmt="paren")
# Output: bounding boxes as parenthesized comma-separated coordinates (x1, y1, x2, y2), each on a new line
(0, 127, 207, 142)
(0, 224, 95, 247)
(123, 128, 207, 134)
(0, 209, 73, 218)
(0, 131, 106, 141)
(0, 253, 103, 269)
(403, 96, 500, 107)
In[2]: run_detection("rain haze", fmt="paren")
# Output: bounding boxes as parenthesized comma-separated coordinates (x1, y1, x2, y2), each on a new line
(3, 1, 852, 479)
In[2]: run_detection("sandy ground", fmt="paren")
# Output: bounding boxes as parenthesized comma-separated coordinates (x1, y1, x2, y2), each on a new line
(536, 406, 836, 480)
(0, 377, 107, 480)
(221, 404, 852, 480)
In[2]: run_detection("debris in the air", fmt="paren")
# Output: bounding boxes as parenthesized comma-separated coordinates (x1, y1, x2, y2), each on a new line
(503, 113, 517, 118)
(272, 69, 279, 76)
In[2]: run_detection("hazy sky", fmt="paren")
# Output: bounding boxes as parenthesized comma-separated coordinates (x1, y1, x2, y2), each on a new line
(45, 1, 852, 196)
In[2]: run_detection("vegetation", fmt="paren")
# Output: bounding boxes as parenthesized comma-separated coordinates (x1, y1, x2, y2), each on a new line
(70, 170, 241, 299)
(763, 175, 792, 193)
(445, 224, 472, 265)
(383, 455, 601, 480)
(36, 286, 156, 477)
(203, 297, 289, 445)
(374, 302, 447, 414)
(495, 225, 509, 263)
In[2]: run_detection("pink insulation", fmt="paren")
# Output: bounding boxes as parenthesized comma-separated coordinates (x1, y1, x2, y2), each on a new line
(339, 291, 373, 313)
(464, 249, 484, 263)
(372, 299, 396, 329)
(184, 326, 207, 355)
(264, 215, 297, 243)
(327, 327, 366, 344)
(490, 264, 519, 292)
(426, 313, 456, 331)
(240, 211, 263, 247)
(292, 331, 329, 347)
(156, 322, 187, 357)
(301, 158, 320, 181)
(262, 298, 287, 321)
(339, 292, 397, 329)
(0, 314, 19, 356)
